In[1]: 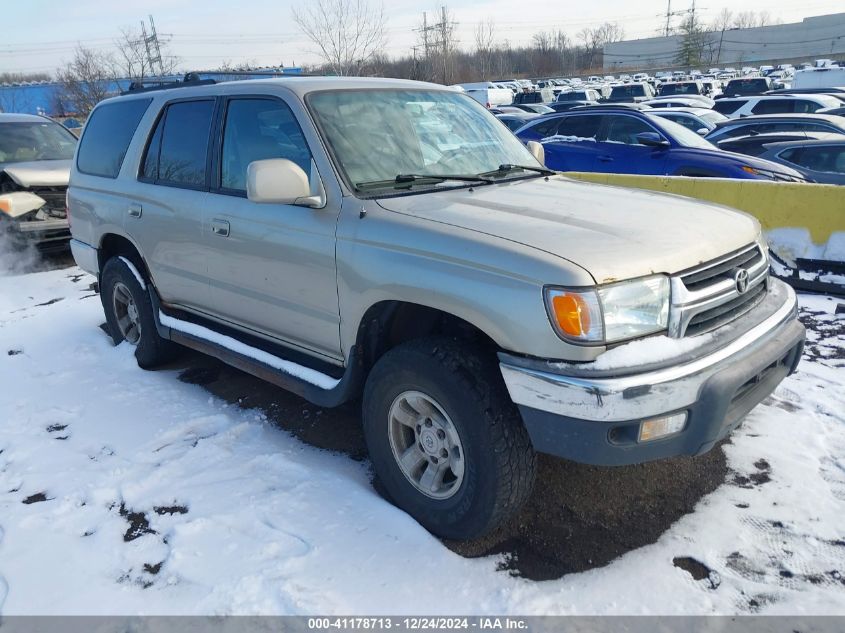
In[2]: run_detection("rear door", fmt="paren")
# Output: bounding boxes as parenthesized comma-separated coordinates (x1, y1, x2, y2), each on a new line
(592, 114, 668, 175)
(539, 114, 605, 172)
(201, 95, 342, 360)
(130, 98, 217, 310)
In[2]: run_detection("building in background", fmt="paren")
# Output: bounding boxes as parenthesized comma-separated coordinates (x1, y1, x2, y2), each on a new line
(604, 12, 845, 71)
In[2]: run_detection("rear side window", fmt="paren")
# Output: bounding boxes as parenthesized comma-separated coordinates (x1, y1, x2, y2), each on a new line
(557, 115, 602, 141)
(141, 99, 215, 188)
(713, 100, 743, 115)
(779, 146, 845, 173)
(77, 98, 151, 178)
(529, 118, 561, 137)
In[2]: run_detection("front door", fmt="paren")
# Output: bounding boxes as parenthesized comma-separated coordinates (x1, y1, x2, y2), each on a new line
(594, 114, 668, 175)
(202, 96, 342, 361)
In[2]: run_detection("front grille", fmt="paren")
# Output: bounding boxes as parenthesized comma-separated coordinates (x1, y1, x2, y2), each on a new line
(682, 247, 763, 291)
(28, 185, 67, 219)
(669, 243, 769, 338)
(684, 279, 766, 336)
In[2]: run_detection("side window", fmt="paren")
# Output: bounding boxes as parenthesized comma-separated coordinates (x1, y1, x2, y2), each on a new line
(77, 98, 151, 178)
(557, 115, 601, 141)
(793, 100, 819, 113)
(782, 146, 845, 173)
(220, 98, 312, 192)
(663, 114, 697, 132)
(529, 118, 562, 137)
(751, 99, 790, 115)
(141, 99, 215, 188)
(603, 116, 654, 145)
(713, 100, 742, 115)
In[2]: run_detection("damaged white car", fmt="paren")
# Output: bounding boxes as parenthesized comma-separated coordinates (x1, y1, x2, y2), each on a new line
(0, 113, 77, 252)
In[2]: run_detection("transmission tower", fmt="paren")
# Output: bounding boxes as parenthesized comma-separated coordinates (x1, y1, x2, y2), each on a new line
(141, 15, 165, 76)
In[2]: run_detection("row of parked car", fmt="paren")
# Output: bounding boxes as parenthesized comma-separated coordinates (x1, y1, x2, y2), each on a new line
(482, 67, 845, 185)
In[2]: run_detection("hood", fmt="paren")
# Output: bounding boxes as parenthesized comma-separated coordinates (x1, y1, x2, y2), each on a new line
(376, 176, 759, 284)
(1, 159, 71, 188)
(673, 147, 804, 178)
(735, 152, 805, 178)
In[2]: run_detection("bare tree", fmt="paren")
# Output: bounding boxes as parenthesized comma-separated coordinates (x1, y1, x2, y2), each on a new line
(114, 27, 180, 80)
(711, 8, 734, 32)
(292, 0, 387, 76)
(474, 18, 495, 80)
(56, 45, 117, 116)
(435, 5, 458, 84)
(731, 10, 779, 30)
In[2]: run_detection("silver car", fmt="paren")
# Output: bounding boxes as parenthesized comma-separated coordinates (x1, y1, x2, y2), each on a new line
(68, 77, 805, 540)
(0, 113, 77, 251)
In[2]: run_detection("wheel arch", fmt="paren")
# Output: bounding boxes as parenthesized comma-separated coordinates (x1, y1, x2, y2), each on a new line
(353, 300, 502, 376)
(97, 232, 152, 285)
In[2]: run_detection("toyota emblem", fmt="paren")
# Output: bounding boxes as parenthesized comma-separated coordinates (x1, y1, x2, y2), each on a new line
(734, 268, 749, 294)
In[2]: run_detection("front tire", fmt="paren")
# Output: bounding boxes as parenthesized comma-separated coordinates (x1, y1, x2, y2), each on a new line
(362, 337, 536, 540)
(101, 257, 177, 368)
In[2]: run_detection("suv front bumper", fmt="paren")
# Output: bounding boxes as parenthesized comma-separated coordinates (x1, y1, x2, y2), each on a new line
(499, 279, 805, 466)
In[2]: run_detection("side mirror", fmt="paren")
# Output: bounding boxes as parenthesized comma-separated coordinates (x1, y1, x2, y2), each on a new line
(635, 132, 670, 148)
(526, 140, 545, 166)
(696, 128, 709, 136)
(246, 158, 322, 207)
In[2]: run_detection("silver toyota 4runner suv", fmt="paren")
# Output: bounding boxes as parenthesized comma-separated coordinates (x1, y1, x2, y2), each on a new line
(69, 77, 805, 540)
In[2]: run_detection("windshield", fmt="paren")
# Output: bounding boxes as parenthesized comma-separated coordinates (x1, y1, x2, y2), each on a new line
(308, 89, 540, 192)
(0, 121, 77, 163)
(648, 115, 716, 149)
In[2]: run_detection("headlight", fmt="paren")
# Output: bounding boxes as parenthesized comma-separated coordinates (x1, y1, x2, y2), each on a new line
(0, 192, 46, 218)
(545, 275, 670, 344)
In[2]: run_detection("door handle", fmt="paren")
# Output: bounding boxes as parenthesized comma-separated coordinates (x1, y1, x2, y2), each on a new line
(598, 155, 614, 162)
(128, 202, 142, 218)
(211, 219, 230, 237)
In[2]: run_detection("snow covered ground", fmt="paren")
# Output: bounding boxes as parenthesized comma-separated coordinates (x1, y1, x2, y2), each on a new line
(1, 266, 844, 615)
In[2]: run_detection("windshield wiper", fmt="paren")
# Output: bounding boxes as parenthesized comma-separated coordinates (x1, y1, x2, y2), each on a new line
(479, 164, 556, 178)
(354, 173, 494, 192)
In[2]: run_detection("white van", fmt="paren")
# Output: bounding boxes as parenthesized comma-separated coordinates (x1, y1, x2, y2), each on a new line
(458, 85, 514, 108)
(792, 67, 845, 90)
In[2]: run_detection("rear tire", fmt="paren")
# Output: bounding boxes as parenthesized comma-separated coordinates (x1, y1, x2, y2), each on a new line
(101, 257, 178, 369)
(362, 337, 536, 540)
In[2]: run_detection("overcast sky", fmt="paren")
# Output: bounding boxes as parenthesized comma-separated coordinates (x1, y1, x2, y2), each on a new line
(2, 0, 844, 74)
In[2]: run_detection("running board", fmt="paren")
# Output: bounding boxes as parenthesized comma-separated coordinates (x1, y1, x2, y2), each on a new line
(149, 288, 362, 407)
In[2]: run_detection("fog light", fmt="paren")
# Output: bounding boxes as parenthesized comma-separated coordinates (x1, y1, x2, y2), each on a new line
(639, 412, 687, 443)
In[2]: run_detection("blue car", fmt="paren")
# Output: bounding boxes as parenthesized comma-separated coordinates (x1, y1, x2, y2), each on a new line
(514, 107, 807, 181)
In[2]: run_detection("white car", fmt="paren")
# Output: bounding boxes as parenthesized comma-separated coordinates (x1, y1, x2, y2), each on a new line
(713, 94, 843, 119)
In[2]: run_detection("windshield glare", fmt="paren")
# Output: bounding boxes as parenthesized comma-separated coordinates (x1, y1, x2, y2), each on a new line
(0, 121, 77, 163)
(648, 115, 716, 149)
(308, 89, 540, 191)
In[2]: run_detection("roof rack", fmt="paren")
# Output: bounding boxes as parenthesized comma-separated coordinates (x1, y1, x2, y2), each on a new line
(122, 72, 216, 95)
(121, 70, 318, 95)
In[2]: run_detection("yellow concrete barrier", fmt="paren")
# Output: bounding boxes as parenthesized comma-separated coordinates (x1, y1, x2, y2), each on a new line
(563, 173, 845, 244)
